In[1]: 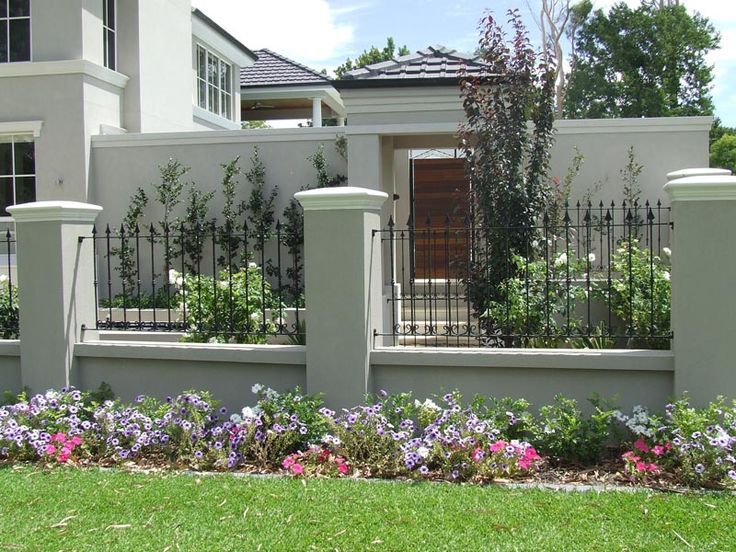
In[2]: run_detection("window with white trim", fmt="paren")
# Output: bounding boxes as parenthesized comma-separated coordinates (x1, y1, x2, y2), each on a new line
(0, 0, 31, 63)
(0, 135, 35, 216)
(196, 45, 233, 120)
(103, 0, 116, 70)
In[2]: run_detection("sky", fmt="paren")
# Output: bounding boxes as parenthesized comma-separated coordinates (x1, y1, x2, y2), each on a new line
(191, 0, 736, 126)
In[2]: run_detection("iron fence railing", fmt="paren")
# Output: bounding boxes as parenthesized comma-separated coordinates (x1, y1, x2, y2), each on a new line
(376, 200, 672, 349)
(80, 221, 304, 343)
(0, 230, 18, 339)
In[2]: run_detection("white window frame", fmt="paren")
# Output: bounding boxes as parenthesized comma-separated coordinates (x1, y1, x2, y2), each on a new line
(0, 0, 32, 64)
(0, 133, 36, 218)
(102, 0, 116, 71)
(195, 43, 234, 121)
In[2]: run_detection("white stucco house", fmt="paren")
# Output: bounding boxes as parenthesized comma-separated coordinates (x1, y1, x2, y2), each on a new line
(0, 0, 713, 231)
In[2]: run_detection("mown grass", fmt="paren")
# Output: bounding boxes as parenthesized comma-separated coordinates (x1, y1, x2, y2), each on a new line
(0, 466, 734, 551)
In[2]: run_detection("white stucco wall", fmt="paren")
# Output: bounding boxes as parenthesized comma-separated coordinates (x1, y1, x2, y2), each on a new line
(89, 128, 348, 228)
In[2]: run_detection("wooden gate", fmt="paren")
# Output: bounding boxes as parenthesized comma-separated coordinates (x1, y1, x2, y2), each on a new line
(411, 158, 470, 279)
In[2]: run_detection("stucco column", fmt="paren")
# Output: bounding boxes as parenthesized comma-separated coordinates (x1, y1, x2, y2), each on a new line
(296, 187, 388, 408)
(664, 173, 736, 404)
(311, 97, 323, 128)
(8, 201, 102, 392)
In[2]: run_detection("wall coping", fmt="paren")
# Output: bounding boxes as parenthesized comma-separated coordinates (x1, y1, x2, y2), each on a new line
(666, 168, 731, 181)
(8, 201, 103, 223)
(371, 347, 674, 372)
(0, 120, 43, 138)
(91, 126, 345, 148)
(296, 186, 388, 211)
(75, 341, 306, 366)
(0, 59, 128, 89)
(0, 340, 20, 356)
(664, 175, 736, 201)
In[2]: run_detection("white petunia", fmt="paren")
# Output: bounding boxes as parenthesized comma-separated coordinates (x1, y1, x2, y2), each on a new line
(554, 253, 567, 267)
(588, 253, 596, 263)
(416, 446, 430, 459)
(663, 247, 672, 257)
(663, 271, 670, 281)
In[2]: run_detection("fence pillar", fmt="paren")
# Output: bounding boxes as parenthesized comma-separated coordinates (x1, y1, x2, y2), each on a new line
(8, 201, 102, 392)
(664, 172, 736, 404)
(296, 187, 388, 408)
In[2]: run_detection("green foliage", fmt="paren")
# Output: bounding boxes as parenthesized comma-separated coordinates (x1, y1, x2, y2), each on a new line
(480, 252, 588, 346)
(564, 3, 719, 118)
(245, 147, 278, 245)
(334, 37, 410, 78)
(110, 187, 148, 292)
(470, 395, 534, 441)
(241, 120, 271, 129)
(710, 134, 736, 173)
(0, 279, 18, 339)
(216, 157, 244, 268)
(459, 10, 556, 324)
(154, 158, 188, 231)
(180, 186, 215, 273)
(548, 147, 584, 229)
(175, 266, 275, 344)
(531, 395, 616, 465)
(100, 287, 178, 309)
(597, 239, 671, 348)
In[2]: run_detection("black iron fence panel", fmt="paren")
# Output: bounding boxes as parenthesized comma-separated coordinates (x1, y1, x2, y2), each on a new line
(376, 200, 672, 349)
(80, 221, 304, 343)
(0, 230, 18, 339)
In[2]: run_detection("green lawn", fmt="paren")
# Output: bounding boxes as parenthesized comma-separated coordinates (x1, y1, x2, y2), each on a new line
(0, 467, 734, 551)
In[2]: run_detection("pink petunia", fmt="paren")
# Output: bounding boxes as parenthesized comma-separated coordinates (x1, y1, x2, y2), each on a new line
(70, 436, 83, 447)
(45, 444, 57, 455)
(337, 463, 349, 474)
(647, 463, 659, 473)
(622, 451, 640, 463)
(633, 438, 650, 453)
(635, 461, 647, 472)
(489, 440, 507, 453)
(51, 432, 67, 444)
(290, 463, 304, 475)
(472, 447, 484, 462)
(282, 456, 295, 469)
(651, 445, 665, 457)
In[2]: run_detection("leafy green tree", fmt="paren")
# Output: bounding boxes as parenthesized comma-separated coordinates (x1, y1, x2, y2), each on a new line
(334, 37, 410, 78)
(564, 3, 719, 118)
(710, 134, 736, 173)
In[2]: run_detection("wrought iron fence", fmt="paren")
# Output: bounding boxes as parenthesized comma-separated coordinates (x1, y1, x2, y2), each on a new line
(376, 200, 672, 349)
(0, 230, 18, 339)
(80, 221, 304, 343)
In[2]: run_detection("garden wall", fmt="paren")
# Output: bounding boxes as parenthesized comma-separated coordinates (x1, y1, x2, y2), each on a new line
(371, 349, 674, 412)
(74, 342, 306, 410)
(89, 127, 348, 231)
(0, 341, 21, 395)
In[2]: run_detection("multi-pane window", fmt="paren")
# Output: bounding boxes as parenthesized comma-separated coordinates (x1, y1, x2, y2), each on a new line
(196, 45, 233, 120)
(0, 135, 35, 216)
(0, 0, 31, 63)
(103, 0, 116, 70)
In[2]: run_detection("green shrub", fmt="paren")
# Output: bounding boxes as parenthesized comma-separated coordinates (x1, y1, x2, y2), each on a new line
(0, 280, 18, 339)
(173, 265, 276, 344)
(531, 395, 616, 465)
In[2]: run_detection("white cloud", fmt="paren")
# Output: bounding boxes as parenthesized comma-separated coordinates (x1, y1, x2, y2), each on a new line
(191, 0, 356, 67)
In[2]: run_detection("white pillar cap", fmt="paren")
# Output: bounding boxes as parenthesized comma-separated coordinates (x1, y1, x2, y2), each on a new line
(296, 186, 388, 211)
(666, 168, 731, 181)
(664, 175, 736, 201)
(8, 200, 103, 223)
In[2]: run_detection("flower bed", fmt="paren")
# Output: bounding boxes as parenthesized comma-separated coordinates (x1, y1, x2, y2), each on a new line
(0, 386, 734, 489)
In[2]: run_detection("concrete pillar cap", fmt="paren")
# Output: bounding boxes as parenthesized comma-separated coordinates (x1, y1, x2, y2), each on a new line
(666, 168, 731, 181)
(8, 201, 103, 223)
(664, 175, 736, 201)
(295, 186, 388, 211)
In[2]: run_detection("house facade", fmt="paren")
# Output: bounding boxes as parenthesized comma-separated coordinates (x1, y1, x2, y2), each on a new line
(0, 0, 255, 217)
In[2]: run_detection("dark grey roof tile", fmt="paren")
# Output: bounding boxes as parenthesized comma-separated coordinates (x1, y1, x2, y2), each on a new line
(240, 49, 330, 87)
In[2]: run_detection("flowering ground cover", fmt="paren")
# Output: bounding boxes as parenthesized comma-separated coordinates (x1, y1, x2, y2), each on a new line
(1, 386, 735, 489)
(0, 466, 734, 551)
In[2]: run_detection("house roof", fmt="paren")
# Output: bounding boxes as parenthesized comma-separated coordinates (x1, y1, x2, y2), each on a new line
(240, 49, 331, 88)
(191, 9, 257, 61)
(334, 45, 489, 88)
